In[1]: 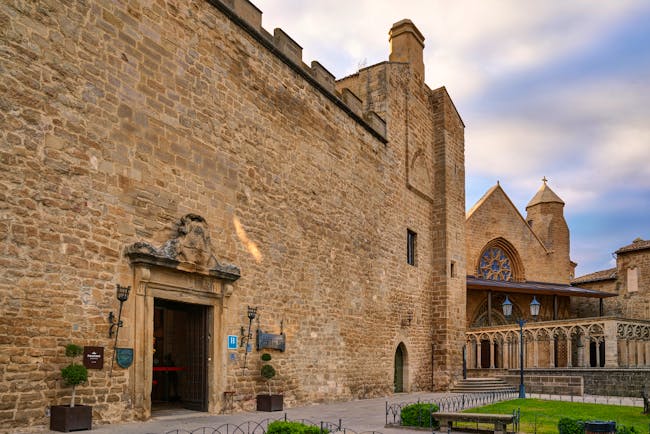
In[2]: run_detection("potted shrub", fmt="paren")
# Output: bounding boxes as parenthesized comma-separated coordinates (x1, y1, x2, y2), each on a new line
(256, 353, 283, 411)
(50, 344, 92, 432)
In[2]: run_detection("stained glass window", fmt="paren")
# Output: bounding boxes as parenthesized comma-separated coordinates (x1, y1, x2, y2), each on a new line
(479, 247, 512, 281)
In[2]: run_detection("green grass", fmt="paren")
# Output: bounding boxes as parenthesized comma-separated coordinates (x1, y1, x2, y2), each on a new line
(452, 399, 649, 434)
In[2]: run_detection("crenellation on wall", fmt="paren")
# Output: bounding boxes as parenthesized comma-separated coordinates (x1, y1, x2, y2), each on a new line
(363, 111, 387, 138)
(218, 0, 263, 31)
(211, 0, 387, 141)
(340, 88, 363, 116)
(273, 28, 303, 65)
(310, 61, 336, 93)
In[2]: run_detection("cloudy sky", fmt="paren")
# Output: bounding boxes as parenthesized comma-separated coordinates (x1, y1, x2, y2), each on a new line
(254, 0, 650, 277)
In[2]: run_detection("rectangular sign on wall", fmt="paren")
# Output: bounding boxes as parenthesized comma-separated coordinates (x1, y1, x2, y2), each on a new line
(83, 346, 104, 369)
(227, 335, 238, 350)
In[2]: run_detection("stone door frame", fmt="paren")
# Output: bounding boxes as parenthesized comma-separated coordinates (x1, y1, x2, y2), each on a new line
(129, 263, 234, 419)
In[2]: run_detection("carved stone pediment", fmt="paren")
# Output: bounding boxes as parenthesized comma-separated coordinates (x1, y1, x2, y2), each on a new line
(125, 214, 240, 281)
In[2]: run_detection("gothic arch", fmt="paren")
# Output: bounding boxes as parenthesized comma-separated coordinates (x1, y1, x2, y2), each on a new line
(470, 293, 524, 327)
(476, 238, 525, 281)
(394, 342, 409, 393)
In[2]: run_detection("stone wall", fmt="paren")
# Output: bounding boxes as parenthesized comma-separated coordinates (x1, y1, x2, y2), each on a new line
(501, 374, 583, 396)
(0, 0, 465, 431)
(526, 369, 650, 397)
(469, 368, 650, 397)
(573, 246, 650, 320)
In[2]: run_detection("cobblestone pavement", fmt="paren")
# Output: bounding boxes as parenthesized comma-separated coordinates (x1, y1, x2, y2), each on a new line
(53, 392, 642, 434)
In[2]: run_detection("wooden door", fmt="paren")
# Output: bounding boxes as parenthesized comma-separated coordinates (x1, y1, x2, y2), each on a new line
(394, 346, 404, 392)
(182, 305, 208, 411)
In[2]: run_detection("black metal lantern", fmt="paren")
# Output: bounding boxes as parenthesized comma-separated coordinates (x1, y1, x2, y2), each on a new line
(247, 306, 258, 321)
(109, 284, 131, 338)
(116, 284, 130, 303)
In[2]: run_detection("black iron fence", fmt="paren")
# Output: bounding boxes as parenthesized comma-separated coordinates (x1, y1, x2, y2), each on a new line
(385, 389, 518, 427)
(149, 414, 383, 434)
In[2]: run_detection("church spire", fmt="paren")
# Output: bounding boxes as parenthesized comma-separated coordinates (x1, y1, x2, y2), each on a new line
(526, 177, 564, 210)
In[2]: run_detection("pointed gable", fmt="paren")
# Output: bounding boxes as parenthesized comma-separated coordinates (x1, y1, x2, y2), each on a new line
(466, 183, 553, 282)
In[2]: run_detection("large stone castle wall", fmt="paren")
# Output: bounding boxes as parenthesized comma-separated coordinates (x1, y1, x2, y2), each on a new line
(0, 0, 465, 430)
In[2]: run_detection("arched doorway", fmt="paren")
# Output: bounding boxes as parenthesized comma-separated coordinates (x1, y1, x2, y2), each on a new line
(394, 343, 408, 392)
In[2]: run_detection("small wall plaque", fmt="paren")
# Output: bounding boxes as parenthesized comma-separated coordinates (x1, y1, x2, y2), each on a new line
(256, 331, 286, 352)
(83, 346, 104, 369)
(116, 348, 134, 368)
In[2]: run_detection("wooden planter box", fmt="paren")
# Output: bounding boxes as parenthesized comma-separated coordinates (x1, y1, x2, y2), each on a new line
(50, 405, 92, 432)
(256, 394, 283, 412)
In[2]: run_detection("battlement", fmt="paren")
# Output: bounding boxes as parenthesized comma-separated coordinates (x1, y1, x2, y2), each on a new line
(209, 0, 389, 141)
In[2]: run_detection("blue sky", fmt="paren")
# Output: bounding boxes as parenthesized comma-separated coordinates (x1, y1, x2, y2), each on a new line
(254, 0, 650, 276)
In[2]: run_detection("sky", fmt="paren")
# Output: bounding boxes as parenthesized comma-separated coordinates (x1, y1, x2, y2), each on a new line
(253, 0, 650, 277)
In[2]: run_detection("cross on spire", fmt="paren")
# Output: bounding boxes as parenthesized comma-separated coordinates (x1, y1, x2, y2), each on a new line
(542, 176, 548, 184)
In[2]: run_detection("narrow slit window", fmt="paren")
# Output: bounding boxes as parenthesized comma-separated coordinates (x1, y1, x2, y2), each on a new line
(407, 229, 416, 266)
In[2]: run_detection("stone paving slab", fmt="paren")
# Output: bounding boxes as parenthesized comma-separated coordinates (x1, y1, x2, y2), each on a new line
(46, 392, 643, 434)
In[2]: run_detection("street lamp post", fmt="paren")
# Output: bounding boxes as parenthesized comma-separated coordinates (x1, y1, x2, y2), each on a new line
(502, 295, 540, 398)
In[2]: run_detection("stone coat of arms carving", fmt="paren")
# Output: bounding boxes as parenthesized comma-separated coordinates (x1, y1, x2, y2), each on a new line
(125, 214, 240, 281)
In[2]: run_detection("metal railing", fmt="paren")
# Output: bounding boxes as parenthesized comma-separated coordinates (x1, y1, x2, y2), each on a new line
(148, 414, 383, 434)
(385, 389, 518, 427)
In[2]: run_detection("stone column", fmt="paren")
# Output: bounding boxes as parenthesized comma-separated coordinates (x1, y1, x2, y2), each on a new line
(583, 334, 591, 368)
(603, 321, 619, 368)
(549, 337, 556, 368)
(577, 336, 585, 367)
(595, 339, 601, 367)
(490, 337, 495, 369)
(637, 340, 645, 366)
(504, 340, 510, 370)
(533, 335, 539, 368)
(645, 341, 650, 367)
(566, 335, 573, 367)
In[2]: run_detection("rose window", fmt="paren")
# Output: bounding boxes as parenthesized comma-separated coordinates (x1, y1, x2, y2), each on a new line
(479, 247, 512, 281)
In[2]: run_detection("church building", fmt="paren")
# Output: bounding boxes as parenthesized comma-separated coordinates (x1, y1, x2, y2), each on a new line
(464, 180, 649, 396)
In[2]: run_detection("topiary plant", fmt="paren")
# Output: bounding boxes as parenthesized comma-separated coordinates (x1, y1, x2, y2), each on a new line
(557, 417, 584, 434)
(400, 402, 440, 429)
(260, 353, 276, 395)
(60, 344, 88, 407)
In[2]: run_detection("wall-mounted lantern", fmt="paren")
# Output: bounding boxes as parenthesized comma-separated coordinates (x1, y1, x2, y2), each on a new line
(108, 284, 130, 375)
(108, 284, 131, 338)
(240, 306, 257, 372)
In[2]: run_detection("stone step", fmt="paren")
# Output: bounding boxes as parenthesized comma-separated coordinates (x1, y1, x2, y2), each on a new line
(450, 377, 514, 394)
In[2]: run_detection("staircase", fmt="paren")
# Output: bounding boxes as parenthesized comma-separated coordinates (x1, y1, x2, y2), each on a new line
(450, 377, 514, 394)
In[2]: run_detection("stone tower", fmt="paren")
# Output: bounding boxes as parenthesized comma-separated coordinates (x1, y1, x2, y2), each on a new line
(525, 179, 571, 280)
(389, 19, 425, 81)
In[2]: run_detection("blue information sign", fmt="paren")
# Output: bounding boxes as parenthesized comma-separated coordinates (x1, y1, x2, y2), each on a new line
(227, 335, 238, 350)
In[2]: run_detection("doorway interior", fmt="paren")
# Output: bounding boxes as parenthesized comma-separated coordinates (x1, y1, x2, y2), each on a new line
(394, 343, 407, 392)
(152, 299, 209, 413)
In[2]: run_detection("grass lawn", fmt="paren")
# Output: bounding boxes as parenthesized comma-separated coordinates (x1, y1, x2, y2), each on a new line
(453, 398, 649, 434)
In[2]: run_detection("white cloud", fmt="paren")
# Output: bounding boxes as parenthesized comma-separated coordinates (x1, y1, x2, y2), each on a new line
(254, 0, 647, 99)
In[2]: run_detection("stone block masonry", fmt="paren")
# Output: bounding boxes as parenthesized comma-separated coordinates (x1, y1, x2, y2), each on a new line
(0, 0, 466, 431)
